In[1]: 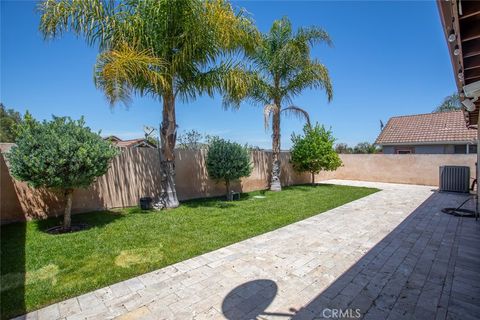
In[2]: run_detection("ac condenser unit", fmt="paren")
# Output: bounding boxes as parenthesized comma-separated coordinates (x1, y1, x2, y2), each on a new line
(439, 166, 470, 193)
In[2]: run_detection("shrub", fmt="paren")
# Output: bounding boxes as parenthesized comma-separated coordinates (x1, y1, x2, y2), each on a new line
(6, 113, 118, 231)
(290, 123, 342, 184)
(206, 137, 252, 200)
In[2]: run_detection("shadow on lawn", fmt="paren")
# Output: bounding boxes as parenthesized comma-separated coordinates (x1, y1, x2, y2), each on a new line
(36, 210, 126, 234)
(1, 220, 26, 319)
(181, 193, 253, 209)
(1, 210, 125, 319)
(283, 183, 337, 191)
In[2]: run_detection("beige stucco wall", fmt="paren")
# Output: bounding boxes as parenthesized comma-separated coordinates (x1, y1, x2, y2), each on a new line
(316, 154, 476, 186)
(1, 149, 476, 224)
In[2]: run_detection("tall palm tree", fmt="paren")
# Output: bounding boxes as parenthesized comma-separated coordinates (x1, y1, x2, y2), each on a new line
(224, 17, 333, 191)
(39, 0, 257, 208)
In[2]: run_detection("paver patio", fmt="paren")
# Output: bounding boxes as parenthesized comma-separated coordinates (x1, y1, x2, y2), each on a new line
(17, 180, 480, 320)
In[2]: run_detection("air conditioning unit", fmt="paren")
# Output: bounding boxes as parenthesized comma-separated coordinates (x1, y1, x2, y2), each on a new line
(439, 166, 470, 193)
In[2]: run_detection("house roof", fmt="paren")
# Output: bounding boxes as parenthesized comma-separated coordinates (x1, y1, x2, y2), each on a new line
(375, 111, 477, 145)
(105, 135, 122, 142)
(104, 136, 156, 148)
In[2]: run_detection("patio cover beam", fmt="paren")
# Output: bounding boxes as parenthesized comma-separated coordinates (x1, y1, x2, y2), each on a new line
(437, 0, 480, 127)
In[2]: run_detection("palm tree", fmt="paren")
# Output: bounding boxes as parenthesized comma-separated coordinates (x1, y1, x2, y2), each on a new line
(223, 17, 333, 191)
(39, 0, 257, 208)
(433, 93, 461, 112)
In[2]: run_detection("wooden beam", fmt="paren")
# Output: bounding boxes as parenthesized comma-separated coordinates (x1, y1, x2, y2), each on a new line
(463, 41, 480, 58)
(459, 1, 480, 20)
(437, 0, 465, 89)
(461, 20, 480, 42)
(464, 55, 480, 70)
(465, 67, 480, 80)
(465, 75, 480, 83)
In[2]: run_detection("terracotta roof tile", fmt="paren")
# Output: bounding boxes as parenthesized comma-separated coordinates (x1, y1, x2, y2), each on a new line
(375, 111, 477, 145)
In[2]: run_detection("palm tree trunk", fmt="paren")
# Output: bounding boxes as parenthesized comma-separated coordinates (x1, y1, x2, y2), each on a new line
(63, 189, 73, 230)
(159, 92, 179, 208)
(270, 104, 282, 191)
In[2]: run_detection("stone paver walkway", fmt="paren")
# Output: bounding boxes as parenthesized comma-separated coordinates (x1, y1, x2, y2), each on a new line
(18, 180, 480, 320)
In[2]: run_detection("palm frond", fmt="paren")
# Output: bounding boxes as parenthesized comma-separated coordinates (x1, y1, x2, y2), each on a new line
(263, 104, 277, 129)
(221, 69, 271, 109)
(281, 106, 311, 127)
(296, 26, 333, 48)
(39, 0, 259, 107)
(38, 0, 123, 49)
(94, 42, 168, 105)
(284, 61, 333, 102)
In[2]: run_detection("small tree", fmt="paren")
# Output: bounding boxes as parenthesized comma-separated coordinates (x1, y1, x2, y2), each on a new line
(353, 142, 380, 154)
(290, 123, 342, 185)
(177, 130, 207, 150)
(206, 137, 252, 200)
(335, 143, 352, 154)
(6, 113, 118, 231)
(0, 103, 22, 143)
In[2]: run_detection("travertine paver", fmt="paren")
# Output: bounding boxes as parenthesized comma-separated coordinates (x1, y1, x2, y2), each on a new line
(16, 180, 480, 320)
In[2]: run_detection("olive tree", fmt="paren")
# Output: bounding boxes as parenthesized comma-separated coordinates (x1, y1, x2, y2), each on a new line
(6, 113, 118, 231)
(206, 137, 252, 200)
(290, 123, 342, 185)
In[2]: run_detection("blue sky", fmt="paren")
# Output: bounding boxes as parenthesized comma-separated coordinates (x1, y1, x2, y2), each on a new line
(1, 0, 456, 149)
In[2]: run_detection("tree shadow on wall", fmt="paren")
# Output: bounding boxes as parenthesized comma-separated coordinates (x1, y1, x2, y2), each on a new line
(175, 149, 249, 201)
(89, 148, 163, 212)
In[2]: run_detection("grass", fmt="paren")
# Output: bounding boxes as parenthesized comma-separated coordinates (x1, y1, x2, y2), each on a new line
(1, 184, 378, 319)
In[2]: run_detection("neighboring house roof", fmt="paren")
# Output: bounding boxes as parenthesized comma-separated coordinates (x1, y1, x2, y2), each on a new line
(375, 111, 477, 145)
(104, 136, 156, 148)
(105, 135, 122, 142)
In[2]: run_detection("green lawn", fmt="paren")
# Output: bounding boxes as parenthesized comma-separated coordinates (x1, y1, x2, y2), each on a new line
(1, 184, 378, 319)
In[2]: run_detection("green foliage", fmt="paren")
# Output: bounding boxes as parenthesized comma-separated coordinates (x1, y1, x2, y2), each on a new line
(223, 16, 333, 126)
(353, 142, 380, 154)
(39, 0, 259, 105)
(6, 113, 118, 190)
(0, 103, 22, 143)
(290, 124, 342, 181)
(433, 93, 461, 113)
(335, 143, 352, 154)
(145, 136, 158, 147)
(206, 137, 252, 196)
(177, 129, 208, 150)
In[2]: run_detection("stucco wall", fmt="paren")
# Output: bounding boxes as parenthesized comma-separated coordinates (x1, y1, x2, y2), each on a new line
(316, 154, 476, 186)
(1, 149, 476, 224)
